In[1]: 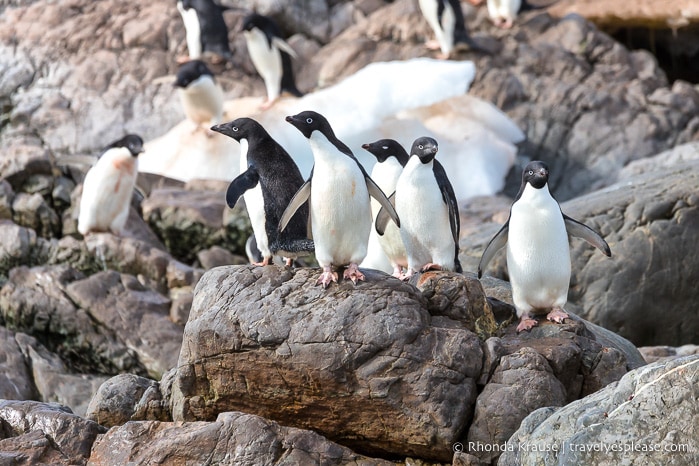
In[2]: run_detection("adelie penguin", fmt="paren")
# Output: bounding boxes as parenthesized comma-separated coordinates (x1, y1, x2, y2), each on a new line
(418, 0, 486, 58)
(280, 111, 400, 288)
(377, 136, 461, 280)
(362, 139, 410, 278)
(210, 117, 314, 266)
(176, 0, 233, 64)
(486, 0, 551, 28)
(478, 161, 612, 332)
(174, 59, 224, 134)
(78, 134, 144, 236)
(241, 13, 303, 109)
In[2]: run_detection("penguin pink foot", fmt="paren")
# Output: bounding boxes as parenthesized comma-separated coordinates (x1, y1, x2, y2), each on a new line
(516, 315, 539, 333)
(259, 98, 277, 110)
(391, 266, 404, 279)
(425, 39, 441, 51)
(421, 263, 443, 272)
(547, 307, 569, 324)
(343, 263, 365, 284)
(317, 266, 338, 288)
(252, 256, 271, 266)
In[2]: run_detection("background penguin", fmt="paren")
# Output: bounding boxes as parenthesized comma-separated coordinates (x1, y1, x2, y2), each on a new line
(361, 139, 410, 278)
(377, 136, 461, 279)
(78, 134, 144, 236)
(418, 0, 484, 58)
(174, 59, 224, 134)
(176, 0, 232, 64)
(210, 117, 313, 266)
(478, 161, 612, 332)
(241, 13, 303, 109)
(280, 110, 400, 288)
(486, 0, 549, 28)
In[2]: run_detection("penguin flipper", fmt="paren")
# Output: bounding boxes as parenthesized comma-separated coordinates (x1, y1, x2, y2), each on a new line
(434, 161, 460, 244)
(279, 179, 311, 233)
(366, 177, 400, 228)
(375, 192, 396, 236)
(226, 168, 259, 208)
(478, 222, 509, 278)
(563, 214, 612, 257)
(272, 37, 298, 59)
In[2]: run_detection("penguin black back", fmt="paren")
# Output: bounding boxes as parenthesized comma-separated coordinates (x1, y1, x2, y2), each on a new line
(181, 0, 232, 61)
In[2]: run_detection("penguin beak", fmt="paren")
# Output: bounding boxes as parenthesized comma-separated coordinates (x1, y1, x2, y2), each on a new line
(285, 116, 295, 123)
(431, 146, 438, 154)
(539, 168, 548, 177)
(361, 143, 370, 150)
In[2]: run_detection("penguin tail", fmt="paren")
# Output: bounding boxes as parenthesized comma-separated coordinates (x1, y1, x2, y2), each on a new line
(272, 238, 315, 256)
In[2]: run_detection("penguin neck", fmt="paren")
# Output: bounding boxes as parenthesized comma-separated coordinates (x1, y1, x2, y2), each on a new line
(309, 131, 346, 164)
(519, 182, 554, 206)
(371, 157, 404, 193)
(405, 154, 433, 174)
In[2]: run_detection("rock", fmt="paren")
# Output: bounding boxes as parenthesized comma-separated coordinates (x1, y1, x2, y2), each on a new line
(499, 355, 699, 466)
(617, 141, 699, 179)
(141, 185, 251, 264)
(88, 411, 395, 466)
(548, 0, 699, 27)
(0, 327, 37, 401)
(0, 265, 144, 376)
(0, 180, 15, 220)
(14, 332, 108, 417)
(65, 270, 184, 379)
(11, 192, 61, 238)
(0, 400, 106, 466)
(172, 265, 486, 462)
(86, 374, 169, 427)
(638, 344, 699, 364)
(196, 245, 247, 269)
(0, 143, 53, 190)
(0, 220, 51, 277)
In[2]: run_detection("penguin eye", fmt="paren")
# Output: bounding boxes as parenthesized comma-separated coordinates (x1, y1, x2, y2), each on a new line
(418, 145, 424, 150)
(232, 127, 238, 132)
(528, 170, 534, 176)
(306, 118, 313, 124)
(382, 146, 388, 150)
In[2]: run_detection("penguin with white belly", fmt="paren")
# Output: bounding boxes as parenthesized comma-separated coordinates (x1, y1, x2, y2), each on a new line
(174, 59, 224, 134)
(78, 134, 144, 236)
(361, 139, 410, 278)
(242, 13, 303, 109)
(280, 111, 400, 288)
(377, 136, 462, 280)
(418, 0, 486, 58)
(176, 0, 232, 63)
(210, 117, 313, 266)
(478, 161, 612, 332)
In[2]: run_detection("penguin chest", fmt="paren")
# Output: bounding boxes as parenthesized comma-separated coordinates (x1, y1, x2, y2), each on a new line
(418, 0, 455, 54)
(79, 150, 136, 234)
(487, 0, 522, 20)
(177, 2, 202, 58)
(179, 77, 223, 125)
(396, 162, 452, 265)
(310, 156, 371, 264)
(507, 191, 571, 306)
(239, 141, 270, 257)
(244, 29, 282, 96)
(371, 159, 406, 264)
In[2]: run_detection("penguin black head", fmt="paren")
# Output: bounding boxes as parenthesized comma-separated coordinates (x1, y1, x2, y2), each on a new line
(285, 111, 335, 140)
(522, 161, 549, 189)
(210, 117, 265, 142)
(104, 134, 144, 157)
(410, 137, 439, 164)
(174, 60, 214, 88)
(361, 139, 410, 166)
(241, 13, 280, 37)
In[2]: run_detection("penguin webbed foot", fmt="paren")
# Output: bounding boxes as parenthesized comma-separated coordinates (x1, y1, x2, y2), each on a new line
(546, 307, 569, 324)
(391, 265, 404, 280)
(421, 263, 442, 272)
(343, 263, 365, 285)
(252, 256, 271, 267)
(516, 315, 539, 333)
(259, 98, 278, 110)
(317, 267, 338, 288)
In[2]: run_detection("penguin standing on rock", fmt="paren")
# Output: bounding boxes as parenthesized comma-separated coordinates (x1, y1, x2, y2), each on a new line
(280, 111, 400, 288)
(361, 139, 410, 278)
(210, 117, 314, 266)
(174, 59, 224, 134)
(176, 0, 232, 64)
(478, 161, 612, 332)
(242, 13, 304, 109)
(418, 0, 485, 58)
(377, 136, 461, 280)
(78, 135, 144, 236)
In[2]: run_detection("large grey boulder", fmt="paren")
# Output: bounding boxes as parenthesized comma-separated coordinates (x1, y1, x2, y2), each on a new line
(171, 265, 641, 463)
(499, 355, 699, 466)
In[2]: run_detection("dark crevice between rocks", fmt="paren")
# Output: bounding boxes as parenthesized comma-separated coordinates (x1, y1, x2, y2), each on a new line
(608, 24, 699, 84)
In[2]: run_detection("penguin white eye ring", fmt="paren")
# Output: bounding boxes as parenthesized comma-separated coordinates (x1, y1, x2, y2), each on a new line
(418, 145, 424, 150)
(306, 118, 313, 124)
(528, 170, 534, 175)
(232, 127, 239, 132)
(382, 146, 388, 150)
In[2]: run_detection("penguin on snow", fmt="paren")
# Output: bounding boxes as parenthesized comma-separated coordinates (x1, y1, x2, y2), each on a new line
(361, 139, 410, 278)
(173, 59, 224, 134)
(176, 0, 233, 64)
(377, 136, 461, 280)
(241, 13, 303, 109)
(78, 134, 144, 236)
(280, 110, 400, 288)
(210, 117, 313, 266)
(478, 161, 612, 332)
